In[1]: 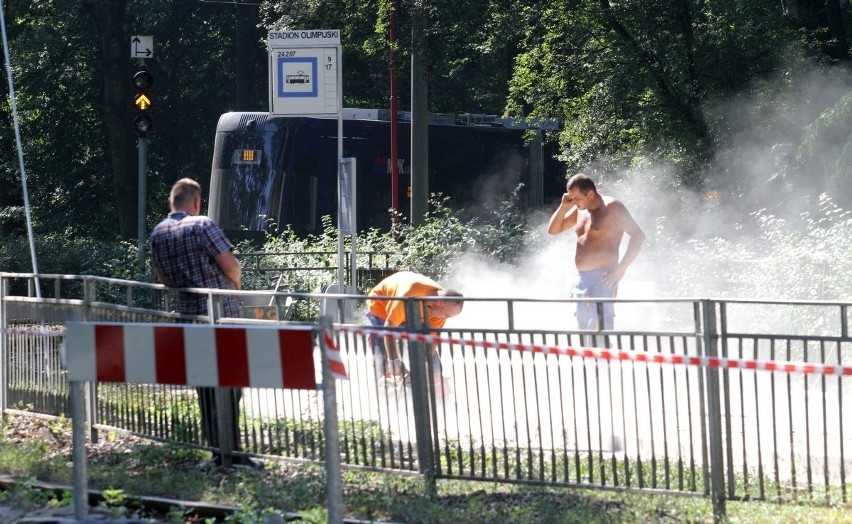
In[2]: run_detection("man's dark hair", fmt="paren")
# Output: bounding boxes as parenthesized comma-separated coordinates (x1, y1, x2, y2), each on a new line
(566, 173, 596, 193)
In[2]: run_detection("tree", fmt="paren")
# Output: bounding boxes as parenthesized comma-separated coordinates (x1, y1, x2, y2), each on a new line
(798, 90, 852, 208)
(505, 0, 846, 195)
(0, 1, 269, 241)
(0, 1, 119, 238)
(0, 0, 848, 246)
(259, 0, 537, 114)
(87, 0, 137, 240)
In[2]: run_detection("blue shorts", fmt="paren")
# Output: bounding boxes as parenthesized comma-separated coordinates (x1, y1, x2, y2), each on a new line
(572, 269, 617, 330)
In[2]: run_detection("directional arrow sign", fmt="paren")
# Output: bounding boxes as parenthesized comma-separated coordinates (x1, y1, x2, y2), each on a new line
(133, 93, 152, 111)
(131, 36, 154, 58)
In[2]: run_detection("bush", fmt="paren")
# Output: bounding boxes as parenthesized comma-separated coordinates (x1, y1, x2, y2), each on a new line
(242, 188, 534, 294)
(0, 233, 139, 279)
(654, 194, 852, 302)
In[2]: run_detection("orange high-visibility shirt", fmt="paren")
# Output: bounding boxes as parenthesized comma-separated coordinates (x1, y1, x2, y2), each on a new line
(366, 271, 446, 328)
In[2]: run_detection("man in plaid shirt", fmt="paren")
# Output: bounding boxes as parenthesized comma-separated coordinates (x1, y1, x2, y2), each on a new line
(150, 178, 241, 317)
(151, 178, 259, 468)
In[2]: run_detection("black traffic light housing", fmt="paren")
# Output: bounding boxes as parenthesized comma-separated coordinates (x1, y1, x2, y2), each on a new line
(131, 66, 154, 137)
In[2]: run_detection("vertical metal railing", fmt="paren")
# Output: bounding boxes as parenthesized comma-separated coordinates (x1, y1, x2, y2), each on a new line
(405, 298, 436, 494)
(702, 299, 727, 521)
(82, 277, 98, 443)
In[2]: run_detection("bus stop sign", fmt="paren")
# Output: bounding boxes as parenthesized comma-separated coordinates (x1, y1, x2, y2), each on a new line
(267, 30, 341, 116)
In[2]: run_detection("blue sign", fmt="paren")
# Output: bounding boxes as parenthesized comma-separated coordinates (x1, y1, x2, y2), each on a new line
(277, 57, 318, 98)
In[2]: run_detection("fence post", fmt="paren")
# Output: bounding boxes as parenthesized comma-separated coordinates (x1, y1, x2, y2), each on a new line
(0, 275, 7, 413)
(71, 380, 89, 521)
(206, 292, 238, 467)
(701, 299, 726, 521)
(405, 298, 436, 495)
(80, 278, 99, 444)
(319, 317, 344, 523)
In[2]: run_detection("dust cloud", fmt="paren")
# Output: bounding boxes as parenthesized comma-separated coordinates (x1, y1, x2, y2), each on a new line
(437, 59, 850, 335)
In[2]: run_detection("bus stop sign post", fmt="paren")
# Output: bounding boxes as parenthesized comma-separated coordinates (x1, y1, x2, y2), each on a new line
(267, 30, 353, 293)
(338, 157, 357, 293)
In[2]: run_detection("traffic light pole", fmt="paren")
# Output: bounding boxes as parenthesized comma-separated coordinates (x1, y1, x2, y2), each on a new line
(137, 137, 147, 276)
(131, 49, 153, 277)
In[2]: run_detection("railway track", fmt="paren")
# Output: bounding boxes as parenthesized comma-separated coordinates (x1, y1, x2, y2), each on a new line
(0, 475, 323, 523)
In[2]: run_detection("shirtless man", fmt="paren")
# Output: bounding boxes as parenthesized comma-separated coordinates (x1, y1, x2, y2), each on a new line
(547, 173, 646, 330)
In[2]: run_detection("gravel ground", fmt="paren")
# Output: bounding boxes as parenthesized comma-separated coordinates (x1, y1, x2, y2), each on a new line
(0, 414, 210, 523)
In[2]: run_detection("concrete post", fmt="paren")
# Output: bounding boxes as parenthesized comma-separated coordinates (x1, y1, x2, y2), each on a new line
(320, 317, 344, 523)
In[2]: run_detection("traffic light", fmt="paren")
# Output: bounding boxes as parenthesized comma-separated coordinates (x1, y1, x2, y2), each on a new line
(131, 66, 154, 137)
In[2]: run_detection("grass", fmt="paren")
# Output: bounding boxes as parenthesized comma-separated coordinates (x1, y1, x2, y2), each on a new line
(1, 415, 852, 522)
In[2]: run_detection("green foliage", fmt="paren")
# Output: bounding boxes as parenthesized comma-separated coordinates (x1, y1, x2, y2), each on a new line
(240, 216, 356, 294)
(798, 90, 852, 209)
(99, 488, 127, 508)
(650, 193, 852, 334)
(0, 476, 71, 512)
(0, 2, 117, 238)
(392, 195, 471, 278)
(505, 0, 850, 209)
(242, 189, 534, 296)
(296, 506, 328, 523)
(224, 504, 296, 524)
(260, 0, 526, 114)
(394, 188, 533, 276)
(2, 413, 852, 522)
(260, 0, 397, 110)
(0, 1, 269, 241)
(96, 385, 202, 445)
(0, 0, 849, 249)
(0, 234, 139, 278)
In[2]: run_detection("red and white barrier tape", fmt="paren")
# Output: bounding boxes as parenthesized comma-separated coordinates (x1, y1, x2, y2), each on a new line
(7, 322, 849, 378)
(335, 325, 852, 377)
(1, 326, 65, 337)
(322, 325, 349, 380)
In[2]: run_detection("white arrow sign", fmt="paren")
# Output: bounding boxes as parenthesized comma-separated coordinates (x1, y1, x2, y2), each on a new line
(131, 36, 154, 58)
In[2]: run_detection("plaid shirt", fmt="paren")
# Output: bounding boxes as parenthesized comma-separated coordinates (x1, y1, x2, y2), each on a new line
(150, 211, 241, 318)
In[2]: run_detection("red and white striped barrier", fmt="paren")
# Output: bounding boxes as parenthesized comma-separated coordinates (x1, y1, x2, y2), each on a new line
(66, 322, 319, 389)
(322, 325, 348, 380)
(336, 325, 852, 377)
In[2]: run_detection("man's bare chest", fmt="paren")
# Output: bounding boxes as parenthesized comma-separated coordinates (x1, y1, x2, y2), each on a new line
(576, 210, 617, 237)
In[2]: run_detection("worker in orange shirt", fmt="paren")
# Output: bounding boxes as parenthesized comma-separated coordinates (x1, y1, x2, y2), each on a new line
(366, 271, 464, 389)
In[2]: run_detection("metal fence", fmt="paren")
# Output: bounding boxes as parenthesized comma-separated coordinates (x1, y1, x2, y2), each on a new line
(2, 272, 851, 519)
(236, 250, 402, 293)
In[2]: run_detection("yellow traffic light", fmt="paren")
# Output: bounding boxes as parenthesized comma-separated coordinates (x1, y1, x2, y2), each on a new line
(133, 93, 152, 111)
(131, 66, 154, 137)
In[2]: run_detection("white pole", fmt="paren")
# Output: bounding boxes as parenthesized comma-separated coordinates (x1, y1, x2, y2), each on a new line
(0, 0, 40, 297)
(336, 43, 345, 296)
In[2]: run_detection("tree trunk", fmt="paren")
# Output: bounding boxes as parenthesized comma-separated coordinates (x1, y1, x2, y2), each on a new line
(235, 1, 259, 110)
(825, 0, 849, 61)
(88, 1, 138, 240)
